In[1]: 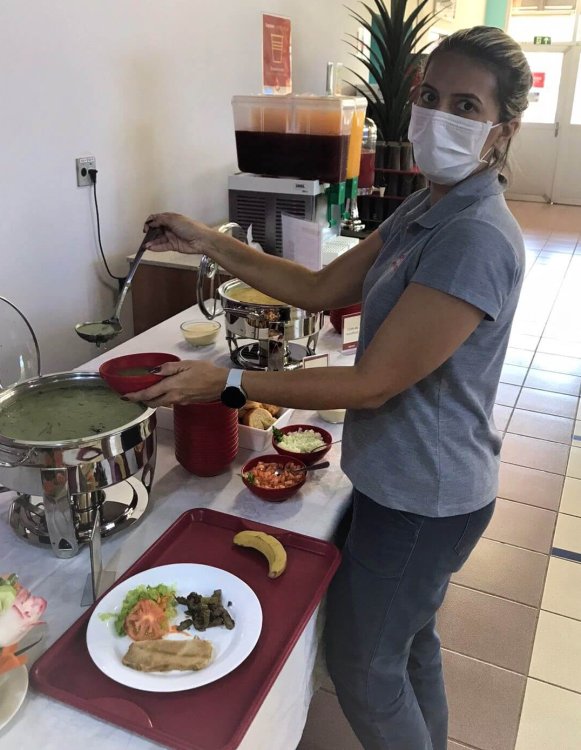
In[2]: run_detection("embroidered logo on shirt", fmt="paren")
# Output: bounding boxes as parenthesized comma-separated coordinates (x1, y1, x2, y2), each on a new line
(388, 250, 412, 276)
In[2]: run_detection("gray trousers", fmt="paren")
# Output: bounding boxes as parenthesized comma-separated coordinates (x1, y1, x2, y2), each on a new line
(325, 490, 495, 750)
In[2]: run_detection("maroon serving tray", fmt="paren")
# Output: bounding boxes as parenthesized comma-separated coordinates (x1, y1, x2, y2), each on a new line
(31, 508, 340, 750)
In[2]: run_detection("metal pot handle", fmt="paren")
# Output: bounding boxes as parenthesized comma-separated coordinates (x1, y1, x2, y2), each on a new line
(197, 255, 222, 320)
(0, 444, 34, 468)
(0, 296, 42, 386)
(197, 223, 244, 321)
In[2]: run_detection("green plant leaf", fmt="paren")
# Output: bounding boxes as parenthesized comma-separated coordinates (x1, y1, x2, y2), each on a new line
(348, 11, 390, 63)
(345, 33, 383, 70)
(345, 0, 438, 141)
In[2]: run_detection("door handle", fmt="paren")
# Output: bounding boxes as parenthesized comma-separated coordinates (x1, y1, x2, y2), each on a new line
(555, 122, 560, 137)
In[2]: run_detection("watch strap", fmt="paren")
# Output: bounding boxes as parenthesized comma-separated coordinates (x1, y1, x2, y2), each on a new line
(225, 368, 245, 392)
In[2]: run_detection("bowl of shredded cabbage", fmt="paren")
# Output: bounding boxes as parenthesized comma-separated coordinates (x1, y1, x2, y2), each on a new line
(271, 424, 332, 465)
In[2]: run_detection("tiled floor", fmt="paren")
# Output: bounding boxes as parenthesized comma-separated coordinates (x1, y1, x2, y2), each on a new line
(445, 201, 581, 750)
(299, 201, 581, 750)
(442, 202, 581, 750)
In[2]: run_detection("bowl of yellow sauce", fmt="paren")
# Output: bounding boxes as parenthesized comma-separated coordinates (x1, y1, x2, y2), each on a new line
(180, 321, 221, 347)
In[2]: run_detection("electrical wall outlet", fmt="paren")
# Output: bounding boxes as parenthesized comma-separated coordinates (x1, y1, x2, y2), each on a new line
(76, 156, 96, 187)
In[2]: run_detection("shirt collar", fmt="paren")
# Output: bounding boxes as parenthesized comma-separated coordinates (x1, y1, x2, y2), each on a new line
(412, 169, 506, 230)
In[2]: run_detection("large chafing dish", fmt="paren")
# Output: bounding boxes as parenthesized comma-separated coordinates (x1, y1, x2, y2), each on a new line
(0, 371, 156, 559)
(197, 224, 324, 371)
(203, 277, 324, 370)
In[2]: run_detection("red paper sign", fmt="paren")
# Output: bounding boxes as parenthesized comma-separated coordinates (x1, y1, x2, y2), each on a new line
(262, 14, 292, 94)
(533, 72, 546, 89)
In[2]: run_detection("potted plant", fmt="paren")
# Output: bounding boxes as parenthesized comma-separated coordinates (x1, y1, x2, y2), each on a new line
(346, 0, 440, 144)
(345, 0, 440, 219)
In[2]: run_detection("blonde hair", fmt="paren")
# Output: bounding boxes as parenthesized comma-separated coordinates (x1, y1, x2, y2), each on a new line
(425, 26, 533, 171)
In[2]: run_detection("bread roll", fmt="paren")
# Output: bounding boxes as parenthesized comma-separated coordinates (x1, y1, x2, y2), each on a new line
(262, 403, 281, 417)
(242, 401, 263, 412)
(241, 408, 276, 430)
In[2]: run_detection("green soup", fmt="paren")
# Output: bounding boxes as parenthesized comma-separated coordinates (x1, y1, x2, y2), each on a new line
(0, 384, 146, 441)
(77, 323, 118, 338)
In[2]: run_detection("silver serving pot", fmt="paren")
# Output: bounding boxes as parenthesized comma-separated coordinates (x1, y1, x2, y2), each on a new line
(213, 279, 324, 371)
(217, 278, 324, 341)
(0, 371, 156, 558)
(196, 223, 324, 371)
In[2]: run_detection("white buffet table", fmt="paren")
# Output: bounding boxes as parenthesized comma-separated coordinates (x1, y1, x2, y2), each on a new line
(0, 304, 353, 750)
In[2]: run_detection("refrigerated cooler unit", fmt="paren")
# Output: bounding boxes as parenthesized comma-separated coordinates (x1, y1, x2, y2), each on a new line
(228, 173, 330, 257)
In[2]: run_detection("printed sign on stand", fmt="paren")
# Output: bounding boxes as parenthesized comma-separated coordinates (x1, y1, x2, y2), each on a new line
(263, 14, 292, 95)
(303, 353, 329, 369)
(342, 313, 361, 353)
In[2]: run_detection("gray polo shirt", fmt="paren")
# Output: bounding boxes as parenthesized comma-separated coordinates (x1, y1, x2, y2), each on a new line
(341, 169, 525, 517)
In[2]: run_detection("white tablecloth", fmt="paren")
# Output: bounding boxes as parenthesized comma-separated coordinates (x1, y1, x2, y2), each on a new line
(0, 305, 353, 750)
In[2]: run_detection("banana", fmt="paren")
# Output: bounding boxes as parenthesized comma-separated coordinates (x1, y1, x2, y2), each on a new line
(233, 531, 287, 578)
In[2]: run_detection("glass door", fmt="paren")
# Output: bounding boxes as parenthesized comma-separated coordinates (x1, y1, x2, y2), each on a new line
(551, 45, 581, 203)
(509, 48, 568, 201)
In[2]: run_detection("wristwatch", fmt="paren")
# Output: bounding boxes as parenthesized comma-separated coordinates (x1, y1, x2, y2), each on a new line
(220, 369, 248, 409)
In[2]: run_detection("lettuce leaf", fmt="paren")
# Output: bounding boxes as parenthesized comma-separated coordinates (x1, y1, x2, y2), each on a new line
(100, 583, 176, 636)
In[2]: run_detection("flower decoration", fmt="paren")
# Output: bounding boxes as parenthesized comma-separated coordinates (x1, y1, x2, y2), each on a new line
(0, 574, 46, 675)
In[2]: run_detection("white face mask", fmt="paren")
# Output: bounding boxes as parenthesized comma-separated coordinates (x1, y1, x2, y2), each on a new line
(408, 104, 500, 186)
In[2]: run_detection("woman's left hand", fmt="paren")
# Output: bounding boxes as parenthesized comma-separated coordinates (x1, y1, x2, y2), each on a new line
(124, 360, 228, 407)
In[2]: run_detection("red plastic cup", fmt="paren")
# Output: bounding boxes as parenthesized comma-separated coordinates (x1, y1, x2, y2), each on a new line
(174, 401, 239, 477)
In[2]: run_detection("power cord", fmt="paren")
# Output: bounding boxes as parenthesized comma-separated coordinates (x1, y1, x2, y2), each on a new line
(88, 168, 126, 288)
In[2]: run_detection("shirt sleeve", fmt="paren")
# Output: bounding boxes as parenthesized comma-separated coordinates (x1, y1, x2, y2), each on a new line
(411, 218, 520, 321)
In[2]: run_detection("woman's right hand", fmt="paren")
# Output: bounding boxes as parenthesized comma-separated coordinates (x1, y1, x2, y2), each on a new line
(143, 213, 215, 255)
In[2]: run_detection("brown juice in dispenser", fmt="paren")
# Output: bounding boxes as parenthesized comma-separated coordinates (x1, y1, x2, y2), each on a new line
(232, 94, 352, 184)
(235, 131, 349, 183)
(358, 118, 378, 190)
(359, 150, 376, 189)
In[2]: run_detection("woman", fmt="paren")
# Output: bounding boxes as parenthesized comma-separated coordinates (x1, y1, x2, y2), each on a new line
(129, 27, 532, 750)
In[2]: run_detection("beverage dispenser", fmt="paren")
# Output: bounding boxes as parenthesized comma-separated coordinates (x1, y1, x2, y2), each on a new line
(232, 94, 353, 184)
(230, 94, 361, 258)
(359, 118, 378, 193)
(344, 97, 367, 209)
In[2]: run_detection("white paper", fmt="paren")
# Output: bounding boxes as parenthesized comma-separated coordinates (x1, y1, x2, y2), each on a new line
(342, 313, 361, 352)
(303, 353, 329, 369)
(282, 214, 323, 271)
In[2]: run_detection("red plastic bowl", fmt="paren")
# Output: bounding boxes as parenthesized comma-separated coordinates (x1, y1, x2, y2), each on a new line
(241, 454, 307, 502)
(99, 352, 180, 395)
(272, 424, 332, 466)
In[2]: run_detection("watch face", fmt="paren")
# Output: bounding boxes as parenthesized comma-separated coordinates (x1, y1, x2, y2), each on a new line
(221, 386, 246, 409)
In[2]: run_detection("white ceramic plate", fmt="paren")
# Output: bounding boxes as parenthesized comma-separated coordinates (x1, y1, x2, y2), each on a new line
(0, 665, 28, 730)
(86, 563, 262, 692)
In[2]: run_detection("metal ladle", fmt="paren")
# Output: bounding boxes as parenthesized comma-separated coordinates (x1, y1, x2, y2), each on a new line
(75, 226, 163, 346)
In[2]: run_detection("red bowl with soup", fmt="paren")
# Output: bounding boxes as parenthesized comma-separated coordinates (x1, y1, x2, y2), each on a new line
(99, 352, 180, 395)
(241, 454, 307, 502)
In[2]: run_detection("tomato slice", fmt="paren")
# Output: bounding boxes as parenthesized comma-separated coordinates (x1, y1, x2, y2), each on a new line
(125, 599, 169, 641)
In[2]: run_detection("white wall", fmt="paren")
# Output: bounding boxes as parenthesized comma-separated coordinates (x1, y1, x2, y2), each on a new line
(431, 0, 487, 35)
(0, 0, 360, 373)
(406, 0, 487, 46)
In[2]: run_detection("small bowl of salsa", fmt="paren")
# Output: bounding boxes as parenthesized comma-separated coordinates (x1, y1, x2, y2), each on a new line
(99, 352, 180, 395)
(240, 454, 307, 502)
